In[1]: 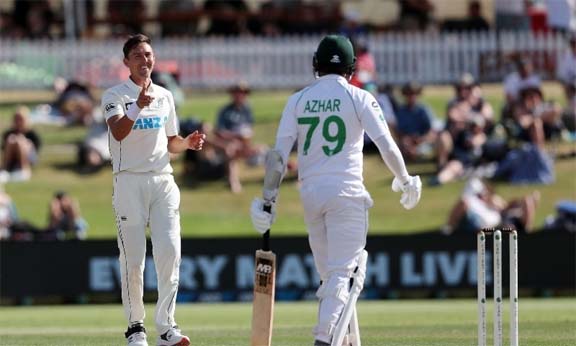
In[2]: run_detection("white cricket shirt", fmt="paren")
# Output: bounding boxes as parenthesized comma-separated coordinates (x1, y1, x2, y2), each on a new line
(276, 74, 393, 190)
(101, 78, 179, 174)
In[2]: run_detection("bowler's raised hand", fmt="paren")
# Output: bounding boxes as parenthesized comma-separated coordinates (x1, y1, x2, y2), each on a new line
(136, 82, 154, 109)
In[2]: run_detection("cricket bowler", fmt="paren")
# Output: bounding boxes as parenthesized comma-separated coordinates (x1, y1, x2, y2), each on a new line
(102, 34, 205, 346)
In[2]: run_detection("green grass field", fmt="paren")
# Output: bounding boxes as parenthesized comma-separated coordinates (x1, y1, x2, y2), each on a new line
(0, 299, 574, 345)
(0, 83, 574, 238)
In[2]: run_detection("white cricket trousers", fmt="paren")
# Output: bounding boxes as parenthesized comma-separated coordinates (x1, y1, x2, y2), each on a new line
(299, 182, 373, 343)
(113, 172, 181, 335)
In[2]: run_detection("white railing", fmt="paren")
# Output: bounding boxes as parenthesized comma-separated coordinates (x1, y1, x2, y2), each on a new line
(0, 32, 567, 90)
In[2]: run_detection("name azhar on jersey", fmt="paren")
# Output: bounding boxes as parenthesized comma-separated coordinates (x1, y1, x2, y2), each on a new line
(304, 98, 341, 113)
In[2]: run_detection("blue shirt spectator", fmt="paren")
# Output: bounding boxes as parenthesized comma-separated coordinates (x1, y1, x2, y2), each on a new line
(395, 103, 435, 136)
(214, 81, 264, 193)
(393, 82, 438, 161)
(215, 102, 254, 138)
(215, 81, 254, 138)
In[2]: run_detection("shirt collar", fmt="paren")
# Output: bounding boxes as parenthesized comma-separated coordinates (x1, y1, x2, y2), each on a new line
(317, 74, 348, 83)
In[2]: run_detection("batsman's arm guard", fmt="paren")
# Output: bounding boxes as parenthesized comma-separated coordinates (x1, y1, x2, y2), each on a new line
(331, 250, 368, 346)
(262, 149, 287, 204)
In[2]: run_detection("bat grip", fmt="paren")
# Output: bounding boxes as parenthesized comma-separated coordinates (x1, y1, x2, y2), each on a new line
(263, 204, 271, 251)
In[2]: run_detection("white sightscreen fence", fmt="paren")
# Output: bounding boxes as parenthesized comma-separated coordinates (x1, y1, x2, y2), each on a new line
(0, 32, 566, 90)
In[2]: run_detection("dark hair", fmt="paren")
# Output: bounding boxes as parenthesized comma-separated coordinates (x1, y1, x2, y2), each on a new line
(401, 82, 423, 95)
(228, 80, 251, 94)
(519, 86, 543, 100)
(123, 34, 151, 58)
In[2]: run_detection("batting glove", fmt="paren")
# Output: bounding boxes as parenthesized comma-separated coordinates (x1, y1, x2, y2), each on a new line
(392, 175, 422, 210)
(250, 198, 276, 234)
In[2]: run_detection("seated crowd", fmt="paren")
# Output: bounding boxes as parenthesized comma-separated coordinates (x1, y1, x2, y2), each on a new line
(180, 81, 268, 194)
(0, 189, 87, 241)
(1, 39, 574, 237)
(374, 56, 570, 189)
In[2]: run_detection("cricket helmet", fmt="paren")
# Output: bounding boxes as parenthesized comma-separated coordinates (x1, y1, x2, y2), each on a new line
(313, 35, 356, 76)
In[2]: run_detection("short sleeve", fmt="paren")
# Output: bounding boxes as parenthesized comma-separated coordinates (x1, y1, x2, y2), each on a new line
(359, 91, 393, 141)
(276, 93, 299, 141)
(101, 89, 124, 120)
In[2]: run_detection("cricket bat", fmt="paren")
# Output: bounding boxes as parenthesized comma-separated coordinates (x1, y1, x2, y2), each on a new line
(251, 204, 276, 346)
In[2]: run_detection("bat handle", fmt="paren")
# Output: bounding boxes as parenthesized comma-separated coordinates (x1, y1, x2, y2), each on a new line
(263, 230, 270, 252)
(263, 204, 272, 252)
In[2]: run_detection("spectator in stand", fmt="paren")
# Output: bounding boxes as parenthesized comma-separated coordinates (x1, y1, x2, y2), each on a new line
(431, 75, 497, 186)
(391, 82, 438, 161)
(556, 32, 576, 93)
(442, 178, 540, 235)
(159, 0, 198, 37)
(545, 0, 576, 34)
(504, 56, 542, 104)
(29, 78, 95, 126)
(467, 84, 494, 129)
(508, 86, 563, 146)
(526, 0, 549, 34)
(107, 0, 146, 36)
(214, 81, 265, 193)
(26, 1, 53, 39)
(12, 0, 54, 39)
(501, 55, 542, 123)
(378, 83, 400, 114)
(396, 0, 435, 31)
(349, 37, 376, 89)
(0, 106, 41, 183)
(0, 11, 21, 38)
(339, 8, 368, 38)
(53, 79, 97, 126)
(180, 118, 238, 186)
(446, 73, 494, 122)
(204, 0, 249, 36)
(248, 1, 282, 37)
(47, 190, 88, 240)
(438, 74, 494, 167)
(280, 1, 330, 34)
(494, 0, 530, 31)
(442, 1, 490, 32)
(431, 115, 488, 186)
(465, 1, 490, 31)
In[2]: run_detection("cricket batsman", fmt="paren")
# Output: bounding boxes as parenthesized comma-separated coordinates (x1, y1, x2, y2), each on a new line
(250, 35, 422, 345)
(102, 34, 205, 346)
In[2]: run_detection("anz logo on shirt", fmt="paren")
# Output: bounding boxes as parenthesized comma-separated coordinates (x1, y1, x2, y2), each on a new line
(132, 116, 168, 130)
